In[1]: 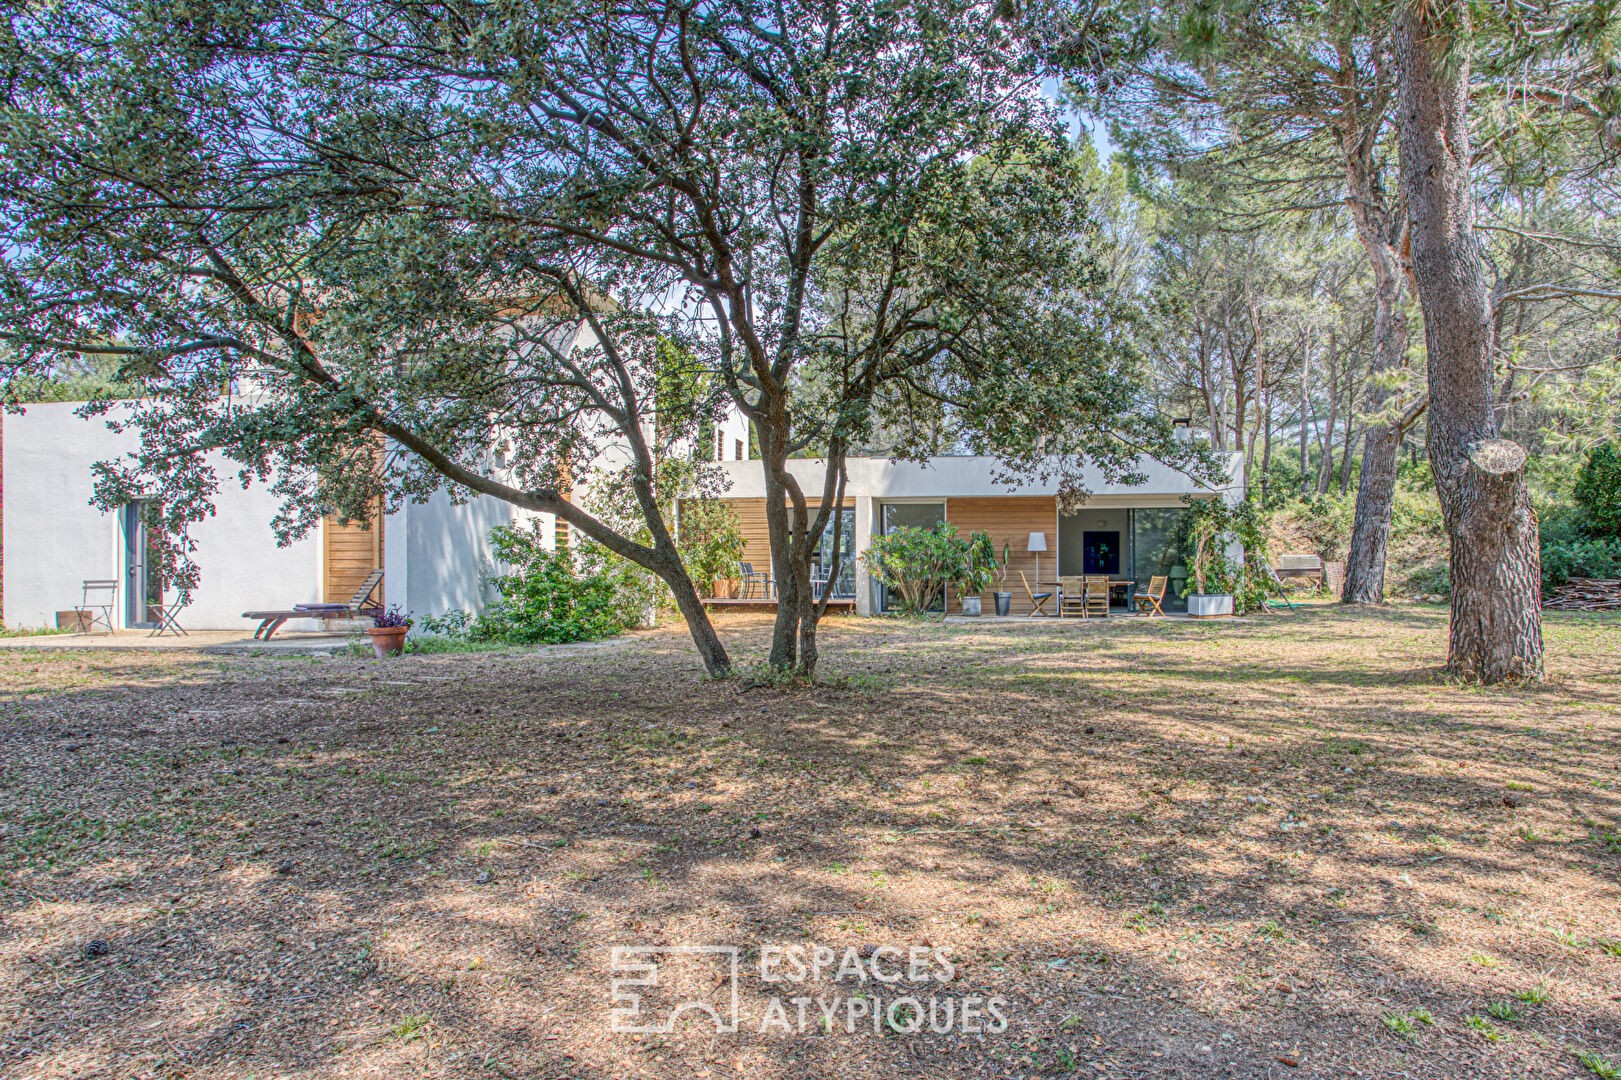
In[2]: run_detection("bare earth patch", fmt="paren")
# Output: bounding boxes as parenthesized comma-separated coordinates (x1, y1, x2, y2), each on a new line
(1, 604, 1618, 1079)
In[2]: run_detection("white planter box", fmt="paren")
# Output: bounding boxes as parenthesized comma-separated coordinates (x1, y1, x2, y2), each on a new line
(1187, 593, 1234, 618)
(960, 595, 982, 616)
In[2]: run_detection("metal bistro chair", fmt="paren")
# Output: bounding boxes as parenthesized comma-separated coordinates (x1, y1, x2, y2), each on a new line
(739, 562, 773, 599)
(75, 579, 119, 634)
(148, 598, 189, 637)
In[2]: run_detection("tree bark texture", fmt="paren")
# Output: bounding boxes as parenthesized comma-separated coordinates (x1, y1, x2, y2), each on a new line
(1393, 4, 1543, 682)
(1340, 161, 1411, 603)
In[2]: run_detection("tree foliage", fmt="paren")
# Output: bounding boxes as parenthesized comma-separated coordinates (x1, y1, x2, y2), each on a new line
(1574, 443, 1621, 539)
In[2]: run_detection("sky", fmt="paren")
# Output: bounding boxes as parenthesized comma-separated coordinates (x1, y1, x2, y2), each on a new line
(1040, 76, 1118, 159)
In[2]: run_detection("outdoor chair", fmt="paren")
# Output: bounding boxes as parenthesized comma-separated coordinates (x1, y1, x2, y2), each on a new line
(1133, 575, 1168, 617)
(1084, 578, 1110, 618)
(1057, 575, 1086, 618)
(1018, 571, 1052, 616)
(739, 562, 773, 599)
(243, 569, 384, 640)
(147, 599, 188, 637)
(75, 579, 118, 634)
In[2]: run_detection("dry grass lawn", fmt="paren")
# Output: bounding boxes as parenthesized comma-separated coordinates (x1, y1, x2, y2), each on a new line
(1, 604, 1618, 1080)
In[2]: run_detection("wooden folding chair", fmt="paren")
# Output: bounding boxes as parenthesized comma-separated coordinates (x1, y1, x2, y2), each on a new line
(1018, 570, 1053, 616)
(1057, 575, 1086, 618)
(1084, 577, 1110, 618)
(1133, 575, 1168, 617)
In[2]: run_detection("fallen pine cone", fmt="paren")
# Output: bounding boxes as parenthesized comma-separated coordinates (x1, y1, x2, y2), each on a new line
(1275, 1055, 1301, 1068)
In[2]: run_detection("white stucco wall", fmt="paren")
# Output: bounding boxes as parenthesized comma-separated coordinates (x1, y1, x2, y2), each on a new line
(383, 489, 513, 622)
(2, 402, 323, 631)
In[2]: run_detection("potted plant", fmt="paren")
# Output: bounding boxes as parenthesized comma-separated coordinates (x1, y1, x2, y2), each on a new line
(368, 606, 413, 657)
(677, 498, 745, 601)
(958, 530, 999, 616)
(992, 540, 1014, 616)
(1185, 503, 1235, 618)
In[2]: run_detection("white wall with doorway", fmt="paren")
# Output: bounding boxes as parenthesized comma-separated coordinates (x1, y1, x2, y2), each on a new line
(2, 402, 323, 631)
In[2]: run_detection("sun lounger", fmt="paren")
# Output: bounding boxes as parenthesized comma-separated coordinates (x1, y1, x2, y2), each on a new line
(244, 570, 383, 640)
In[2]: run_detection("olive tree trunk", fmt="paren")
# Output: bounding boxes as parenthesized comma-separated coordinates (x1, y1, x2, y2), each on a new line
(1393, 2, 1543, 682)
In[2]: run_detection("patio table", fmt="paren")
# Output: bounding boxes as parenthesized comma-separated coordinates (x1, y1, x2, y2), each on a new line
(1044, 581, 1135, 607)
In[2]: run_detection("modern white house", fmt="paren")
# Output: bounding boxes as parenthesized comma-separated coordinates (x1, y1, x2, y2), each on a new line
(1, 398, 1238, 632)
(687, 447, 1246, 617)
(2, 402, 512, 632)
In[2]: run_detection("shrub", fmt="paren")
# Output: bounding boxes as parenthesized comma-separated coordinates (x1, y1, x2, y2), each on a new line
(1180, 497, 1273, 613)
(1542, 534, 1621, 590)
(677, 499, 746, 595)
(1539, 500, 1621, 590)
(1574, 443, 1621, 538)
(422, 523, 641, 645)
(861, 524, 973, 615)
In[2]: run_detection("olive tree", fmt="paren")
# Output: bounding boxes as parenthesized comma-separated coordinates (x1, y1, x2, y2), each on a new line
(0, 3, 739, 672)
(0, 0, 1203, 676)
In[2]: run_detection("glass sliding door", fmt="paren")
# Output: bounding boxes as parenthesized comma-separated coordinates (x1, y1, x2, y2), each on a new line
(813, 508, 857, 600)
(878, 502, 945, 612)
(1129, 507, 1188, 612)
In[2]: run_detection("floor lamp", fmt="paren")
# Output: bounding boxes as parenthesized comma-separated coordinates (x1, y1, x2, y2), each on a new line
(1028, 531, 1048, 585)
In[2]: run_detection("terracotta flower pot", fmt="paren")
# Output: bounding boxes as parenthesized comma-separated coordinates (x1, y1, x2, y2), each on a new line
(367, 625, 409, 658)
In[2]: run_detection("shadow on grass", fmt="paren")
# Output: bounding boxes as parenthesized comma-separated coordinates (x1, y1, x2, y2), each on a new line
(1, 609, 1618, 1078)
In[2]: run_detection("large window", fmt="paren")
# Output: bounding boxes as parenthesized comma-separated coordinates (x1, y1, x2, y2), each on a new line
(814, 508, 856, 599)
(1130, 507, 1188, 612)
(878, 502, 945, 612)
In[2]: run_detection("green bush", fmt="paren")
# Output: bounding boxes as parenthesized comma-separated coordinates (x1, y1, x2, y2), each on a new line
(421, 523, 641, 645)
(1539, 499, 1621, 591)
(1542, 534, 1621, 590)
(1179, 497, 1273, 614)
(677, 498, 746, 594)
(860, 523, 973, 615)
(1574, 443, 1621, 538)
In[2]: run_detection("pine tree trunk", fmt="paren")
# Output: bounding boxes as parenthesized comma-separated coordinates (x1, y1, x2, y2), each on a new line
(1341, 208, 1410, 603)
(1317, 328, 1340, 494)
(1342, 424, 1399, 602)
(1394, 3, 1543, 683)
(1299, 328, 1310, 497)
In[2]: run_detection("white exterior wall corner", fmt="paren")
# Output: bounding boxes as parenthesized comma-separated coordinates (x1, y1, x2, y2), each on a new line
(387, 487, 512, 626)
(2, 401, 322, 631)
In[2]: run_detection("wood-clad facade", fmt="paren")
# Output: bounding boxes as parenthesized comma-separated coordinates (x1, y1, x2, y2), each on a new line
(942, 497, 1060, 615)
(323, 509, 383, 605)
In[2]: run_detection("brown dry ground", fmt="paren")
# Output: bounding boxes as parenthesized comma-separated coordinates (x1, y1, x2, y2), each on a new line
(1, 604, 1619, 1080)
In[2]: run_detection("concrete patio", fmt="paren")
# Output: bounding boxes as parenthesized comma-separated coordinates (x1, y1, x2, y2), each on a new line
(0, 629, 359, 654)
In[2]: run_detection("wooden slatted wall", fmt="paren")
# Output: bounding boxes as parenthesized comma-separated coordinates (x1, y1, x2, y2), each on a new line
(683, 497, 827, 581)
(323, 507, 383, 604)
(943, 497, 1059, 615)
